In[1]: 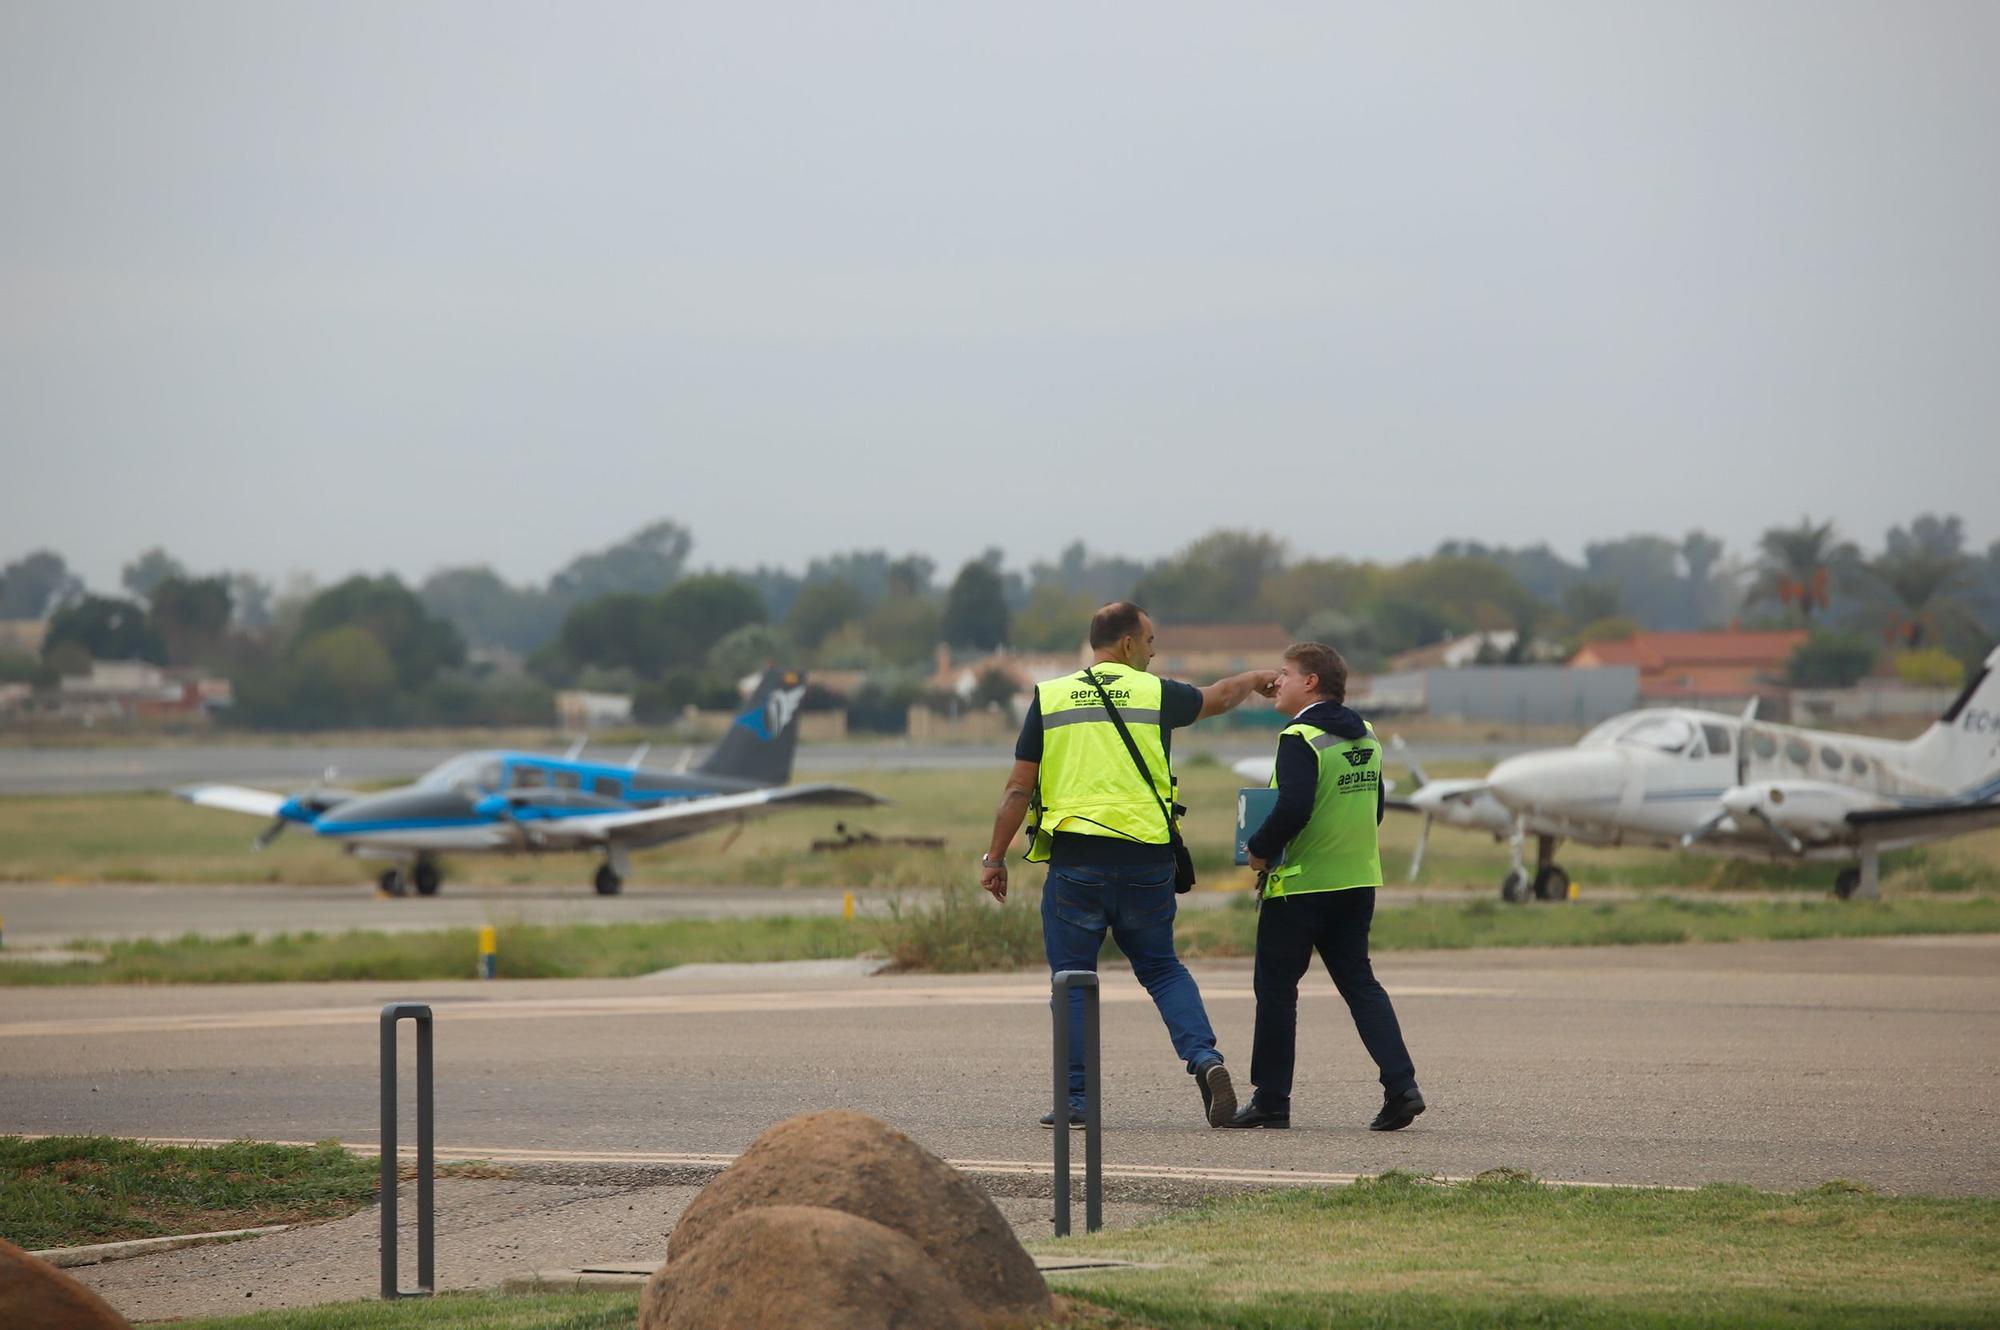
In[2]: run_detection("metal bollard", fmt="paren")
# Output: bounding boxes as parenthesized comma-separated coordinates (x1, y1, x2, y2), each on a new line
(1050, 969, 1102, 1236)
(379, 1003, 434, 1300)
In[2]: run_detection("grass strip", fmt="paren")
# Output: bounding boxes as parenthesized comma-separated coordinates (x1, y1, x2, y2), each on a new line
(2, 890, 1996, 984)
(0, 1136, 377, 1251)
(1041, 1171, 2000, 1330)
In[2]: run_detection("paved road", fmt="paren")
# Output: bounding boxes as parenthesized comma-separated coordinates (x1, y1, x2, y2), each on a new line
(0, 737, 1539, 794)
(4, 937, 1995, 1196)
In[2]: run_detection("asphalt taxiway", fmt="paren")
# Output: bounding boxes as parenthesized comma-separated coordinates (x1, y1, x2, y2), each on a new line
(3, 935, 1994, 1197)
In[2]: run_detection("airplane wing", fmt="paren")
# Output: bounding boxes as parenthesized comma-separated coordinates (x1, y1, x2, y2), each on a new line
(529, 783, 888, 848)
(1847, 801, 2000, 846)
(175, 784, 288, 819)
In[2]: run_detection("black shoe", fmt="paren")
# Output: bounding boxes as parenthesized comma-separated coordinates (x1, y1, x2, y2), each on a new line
(1196, 1062, 1238, 1128)
(1369, 1088, 1426, 1132)
(1040, 1107, 1086, 1130)
(1222, 1100, 1291, 1129)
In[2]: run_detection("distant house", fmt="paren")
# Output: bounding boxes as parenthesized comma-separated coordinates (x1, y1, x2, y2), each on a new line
(1569, 630, 1808, 703)
(53, 661, 230, 721)
(556, 689, 633, 732)
(0, 620, 47, 657)
(1390, 630, 1518, 673)
(928, 646, 1084, 701)
(1150, 623, 1292, 682)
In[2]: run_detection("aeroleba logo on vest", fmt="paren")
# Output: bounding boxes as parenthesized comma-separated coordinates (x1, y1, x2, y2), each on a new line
(1341, 747, 1371, 767)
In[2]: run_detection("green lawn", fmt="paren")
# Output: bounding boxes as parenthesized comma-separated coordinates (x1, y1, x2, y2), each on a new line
(0, 1137, 377, 1251)
(4, 890, 1996, 984)
(1040, 1172, 2000, 1330)
(5, 769, 1994, 894)
(146, 1172, 2000, 1330)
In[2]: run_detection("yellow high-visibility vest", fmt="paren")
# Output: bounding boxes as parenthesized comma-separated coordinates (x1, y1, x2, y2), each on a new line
(1262, 720, 1383, 897)
(1025, 664, 1174, 863)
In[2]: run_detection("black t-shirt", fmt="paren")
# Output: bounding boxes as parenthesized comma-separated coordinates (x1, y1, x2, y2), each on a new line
(1015, 671, 1206, 868)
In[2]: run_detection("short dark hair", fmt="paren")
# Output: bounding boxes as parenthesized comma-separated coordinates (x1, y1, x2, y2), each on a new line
(1284, 642, 1348, 703)
(1088, 601, 1148, 650)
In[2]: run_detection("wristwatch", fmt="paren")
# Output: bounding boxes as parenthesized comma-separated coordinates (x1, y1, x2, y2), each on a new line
(980, 853, 1003, 870)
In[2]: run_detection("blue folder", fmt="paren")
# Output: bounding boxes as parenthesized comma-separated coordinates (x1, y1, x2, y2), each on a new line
(1234, 787, 1285, 866)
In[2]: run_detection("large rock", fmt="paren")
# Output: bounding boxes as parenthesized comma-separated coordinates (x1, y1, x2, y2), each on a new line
(641, 1205, 980, 1330)
(0, 1237, 133, 1330)
(665, 1110, 1050, 1326)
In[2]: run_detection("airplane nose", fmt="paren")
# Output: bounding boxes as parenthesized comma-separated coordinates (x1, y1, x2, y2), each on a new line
(1486, 750, 1627, 815)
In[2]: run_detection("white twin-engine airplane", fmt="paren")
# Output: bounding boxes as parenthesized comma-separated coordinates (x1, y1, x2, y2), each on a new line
(1402, 644, 2000, 901)
(1237, 645, 2000, 903)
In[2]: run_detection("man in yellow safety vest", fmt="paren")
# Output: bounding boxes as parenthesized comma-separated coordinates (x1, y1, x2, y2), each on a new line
(980, 602, 1277, 1130)
(1225, 641, 1425, 1132)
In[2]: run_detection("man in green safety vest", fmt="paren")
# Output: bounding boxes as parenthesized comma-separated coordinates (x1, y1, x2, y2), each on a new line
(1224, 641, 1425, 1132)
(981, 602, 1278, 1130)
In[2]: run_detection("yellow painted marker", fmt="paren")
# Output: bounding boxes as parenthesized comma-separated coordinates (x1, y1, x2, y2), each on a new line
(478, 925, 497, 979)
(1567, 880, 1581, 902)
(842, 890, 855, 921)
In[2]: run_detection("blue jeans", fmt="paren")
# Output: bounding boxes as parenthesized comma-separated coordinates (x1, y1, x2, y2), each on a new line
(1041, 861, 1223, 1109)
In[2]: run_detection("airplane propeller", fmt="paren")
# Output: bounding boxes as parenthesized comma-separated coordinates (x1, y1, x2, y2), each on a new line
(254, 767, 344, 850)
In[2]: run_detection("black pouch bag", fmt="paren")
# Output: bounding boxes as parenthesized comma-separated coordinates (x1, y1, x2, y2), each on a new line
(1082, 668, 1196, 894)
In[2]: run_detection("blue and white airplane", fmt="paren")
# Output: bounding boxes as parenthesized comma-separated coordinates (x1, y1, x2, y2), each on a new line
(177, 667, 884, 896)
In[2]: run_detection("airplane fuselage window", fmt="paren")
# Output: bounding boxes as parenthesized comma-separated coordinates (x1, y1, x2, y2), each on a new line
(554, 770, 581, 791)
(1701, 723, 1732, 755)
(1784, 738, 1811, 766)
(1749, 730, 1778, 760)
(1851, 755, 1870, 776)
(591, 776, 623, 798)
(513, 767, 546, 789)
(1821, 747, 1845, 771)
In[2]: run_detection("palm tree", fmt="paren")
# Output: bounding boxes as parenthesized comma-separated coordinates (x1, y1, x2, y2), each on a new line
(1751, 518, 1857, 622)
(1862, 517, 1973, 650)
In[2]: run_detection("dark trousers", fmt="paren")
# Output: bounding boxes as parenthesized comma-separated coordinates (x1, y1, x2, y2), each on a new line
(1250, 887, 1417, 1106)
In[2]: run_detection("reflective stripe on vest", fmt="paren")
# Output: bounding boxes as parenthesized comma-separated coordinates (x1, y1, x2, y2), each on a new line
(1263, 719, 1383, 896)
(1026, 665, 1173, 863)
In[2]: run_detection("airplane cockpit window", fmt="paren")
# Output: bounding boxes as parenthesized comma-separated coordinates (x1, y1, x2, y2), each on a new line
(1578, 717, 1629, 748)
(1821, 747, 1845, 771)
(1701, 723, 1732, 755)
(1616, 715, 1694, 753)
(417, 754, 504, 793)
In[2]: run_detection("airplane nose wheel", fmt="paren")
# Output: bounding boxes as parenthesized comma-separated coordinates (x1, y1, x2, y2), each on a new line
(1500, 868, 1532, 903)
(1833, 867, 1861, 900)
(593, 864, 624, 896)
(378, 867, 408, 897)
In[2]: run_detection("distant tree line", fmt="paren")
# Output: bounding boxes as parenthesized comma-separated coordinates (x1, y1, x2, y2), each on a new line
(2, 511, 1995, 729)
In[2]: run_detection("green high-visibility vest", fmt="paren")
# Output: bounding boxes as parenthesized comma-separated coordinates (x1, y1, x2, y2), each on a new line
(1025, 664, 1174, 863)
(1262, 719, 1383, 897)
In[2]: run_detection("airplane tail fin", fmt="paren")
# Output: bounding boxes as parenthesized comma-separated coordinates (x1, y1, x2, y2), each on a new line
(1904, 644, 2000, 799)
(696, 666, 811, 787)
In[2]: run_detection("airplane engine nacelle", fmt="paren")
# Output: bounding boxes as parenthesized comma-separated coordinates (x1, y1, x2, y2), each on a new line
(1719, 782, 1875, 840)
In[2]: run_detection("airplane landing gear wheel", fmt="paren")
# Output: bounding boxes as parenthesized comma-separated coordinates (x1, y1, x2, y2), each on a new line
(1533, 865, 1571, 902)
(413, 860, 442, 896)
(594, 864, 623, 896)
(378, 868, 408, 897)
(1833, 867, 1861, 900)
(1500, 868, 1531, 903)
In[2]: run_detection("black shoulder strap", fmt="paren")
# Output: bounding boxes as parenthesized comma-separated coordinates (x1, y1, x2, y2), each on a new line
(1081, 668, 1176, 840)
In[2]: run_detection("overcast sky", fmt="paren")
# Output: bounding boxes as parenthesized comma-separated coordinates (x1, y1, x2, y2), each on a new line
(2, 1, 1995, 594)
